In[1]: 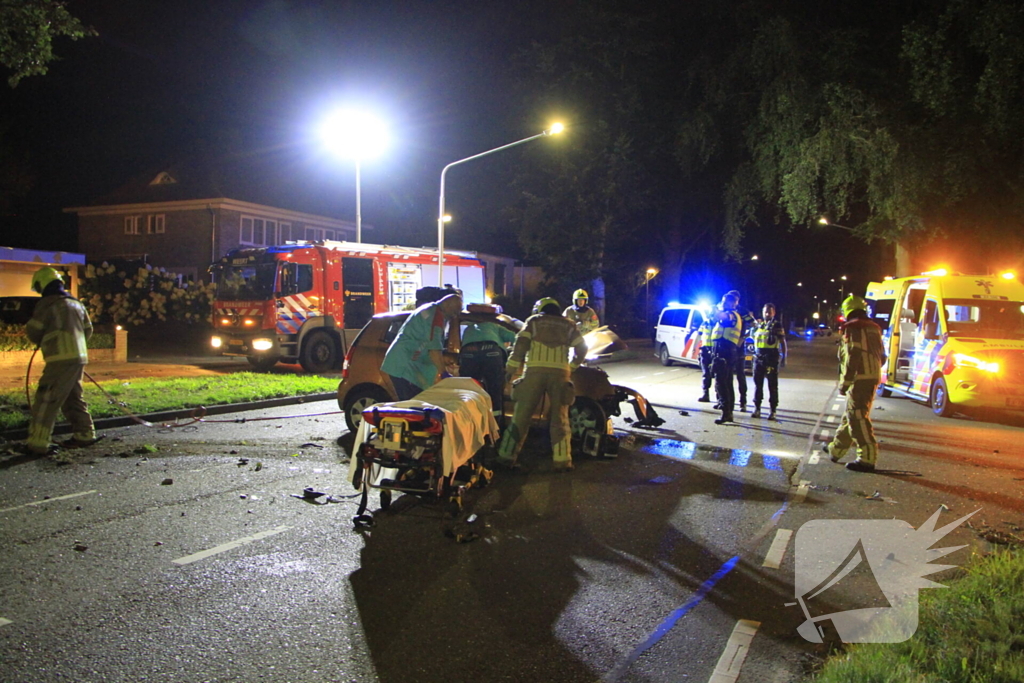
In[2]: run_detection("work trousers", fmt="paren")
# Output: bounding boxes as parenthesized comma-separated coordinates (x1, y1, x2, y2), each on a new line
(27, 362, 95, 451)
(829, 379, 879, 465)
(753, 350, 780, 409)
(733, 349, 747, 404)
(497, 367, 574, 466)
(713, 342, 737, 420)
(699, 346, 714, 394)
(389, 375, 425, 402)
(460, 342, 506, 417)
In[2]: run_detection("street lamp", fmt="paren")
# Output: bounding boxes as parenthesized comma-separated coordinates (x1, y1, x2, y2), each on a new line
(320, 109, 389, 243)
(645, 267, 658, 326)
(437, 123, 564, 285)
(818, 216, 857, 233)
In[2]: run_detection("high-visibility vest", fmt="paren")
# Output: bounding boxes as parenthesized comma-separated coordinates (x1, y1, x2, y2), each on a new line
(753, 319, 782, 350)
(710, 310, 742, 346)
(699, 318, 714, 345)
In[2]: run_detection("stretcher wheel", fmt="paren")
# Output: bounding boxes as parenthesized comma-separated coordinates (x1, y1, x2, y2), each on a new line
(353, 513, 375, 528)
(380, 489, 392, 510)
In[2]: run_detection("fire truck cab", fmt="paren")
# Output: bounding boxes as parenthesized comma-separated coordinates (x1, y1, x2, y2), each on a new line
(866, 271, 1024, 416)
(209, 241, 485, 373)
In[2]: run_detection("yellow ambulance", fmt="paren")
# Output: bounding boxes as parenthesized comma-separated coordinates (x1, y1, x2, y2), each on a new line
(865, 270, 1024, 417)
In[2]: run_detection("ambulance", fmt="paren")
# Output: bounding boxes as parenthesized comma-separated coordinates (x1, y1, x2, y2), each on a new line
(866, 270, 1024, 416)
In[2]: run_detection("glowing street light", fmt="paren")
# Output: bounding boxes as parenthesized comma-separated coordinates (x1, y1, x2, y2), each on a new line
(437, 123, 564, 285)
(320, 109, 390, 243)
(645, 267, 659, 326)
(818, 216, 856, 233)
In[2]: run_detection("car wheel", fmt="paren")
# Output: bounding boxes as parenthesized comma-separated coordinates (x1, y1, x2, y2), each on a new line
(247, 355, 279, 372)
(569, 397, 606, 441)
(343, 386, 392, 432)
(659, 344, 674, 367)
(300, 330, 340, 374)
(930, 375, 955, 417)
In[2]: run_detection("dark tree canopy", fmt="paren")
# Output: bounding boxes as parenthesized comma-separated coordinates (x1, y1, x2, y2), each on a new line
(0, 0, 94, 87)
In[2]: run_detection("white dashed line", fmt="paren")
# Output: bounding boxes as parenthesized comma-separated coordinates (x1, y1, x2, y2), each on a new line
(808, 453, 821, 465)
(634, 376, 647, 380)
(172, 525, 292, 566)
(831, 403, 842, 412)
(820, 429, 831, 440)
(791, 480, 811, 504)
(653, 372, 665, 376)
(825, 415, 837, 423)
(0, 490, 97, 514)
(669, 368, 681, 372)
(708, 619, 761, 683)
(0, 617, 12, 628)
(762, 529, 793, 569)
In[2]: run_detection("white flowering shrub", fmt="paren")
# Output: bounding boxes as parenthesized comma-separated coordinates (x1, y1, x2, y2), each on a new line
(81, 262, 216, 327)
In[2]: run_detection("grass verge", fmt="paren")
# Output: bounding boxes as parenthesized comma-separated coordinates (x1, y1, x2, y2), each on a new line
(812, 547, 1024, 682)
(0, 373, 338, 432)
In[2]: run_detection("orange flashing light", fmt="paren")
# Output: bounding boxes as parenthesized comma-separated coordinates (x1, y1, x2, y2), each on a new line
(922, 268, 948, 277)
(1000, 271, 1016, 280)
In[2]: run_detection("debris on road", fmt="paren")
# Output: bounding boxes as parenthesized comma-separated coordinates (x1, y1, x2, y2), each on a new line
(236, 458, 249, 466)
(300, 442, 324, 449)
(160, 478, 173, 485)
(135, 444, 158, 454)
(73, 543, 88, 552)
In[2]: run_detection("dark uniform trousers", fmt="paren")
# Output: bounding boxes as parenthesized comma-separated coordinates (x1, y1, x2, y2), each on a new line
(699, 346, 715, 395)
(713, 340, 738, 419)
(733, 352, 747, 405)
(753, 349, 780, 409)
(460, 341, 506, 416)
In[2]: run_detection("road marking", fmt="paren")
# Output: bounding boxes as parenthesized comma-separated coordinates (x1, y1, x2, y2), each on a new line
(0, 617, 12, 628)
(669, 368, 681, 372)
(762, 529, 793, 569)
(808, 453, 820, 465)
(0, 490, 97, 514)
(653, 372, 665, 375)
(708, 619, 761, 683)
(831, 403, 842, 412)
(791, 480, 811, 504)
(819, 429, 830, 440)
(172, 525, 292, 566)
(825, 415, 836, 423)
(634, 375, 647, 380)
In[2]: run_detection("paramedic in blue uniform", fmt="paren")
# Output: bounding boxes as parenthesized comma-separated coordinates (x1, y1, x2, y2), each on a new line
(381, 293, 463, 400)
(461, 312, 517, 420)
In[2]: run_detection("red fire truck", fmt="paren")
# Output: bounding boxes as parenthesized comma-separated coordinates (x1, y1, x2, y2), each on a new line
(209, 241, 486, 372)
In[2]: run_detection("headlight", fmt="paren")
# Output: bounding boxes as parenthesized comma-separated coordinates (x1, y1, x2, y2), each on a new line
(243, 318, 256, 326)
(953, 353, 1000, 373)
(252, 338, 274, 351)
(211, 336, 223, 349)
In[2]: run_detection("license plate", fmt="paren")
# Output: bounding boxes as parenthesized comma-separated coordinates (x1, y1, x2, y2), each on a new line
(229, 339, 243, 346)
(1007, 397, 1024, 408)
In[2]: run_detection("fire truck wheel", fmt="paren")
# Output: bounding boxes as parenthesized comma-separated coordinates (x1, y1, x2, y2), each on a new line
(343, 386, 391, 432)
(247, 355, 279, 372)
(930, 375, 956, 417)
(300, 330, 340, 374)
(658, 344, 674, 367)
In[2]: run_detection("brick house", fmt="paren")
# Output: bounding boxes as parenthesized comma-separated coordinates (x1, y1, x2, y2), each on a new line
(64, 152, 359, 280)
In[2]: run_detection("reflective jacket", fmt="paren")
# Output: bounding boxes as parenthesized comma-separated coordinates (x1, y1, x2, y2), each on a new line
(563, 305, 600, 335)
(754, 319, 784, 350)
(25, 293, 92, 365)
(710, 310, 743, 347)
(509, 313, 588, 372)
(838, 316, 886, 388)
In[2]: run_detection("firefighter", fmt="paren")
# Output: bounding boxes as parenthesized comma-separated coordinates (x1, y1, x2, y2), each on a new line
(697, 307, 717, 403)
(381, 293, 463, 401)
(24, 267, 99, 456)
(751, 303, 787, 420)
(824, 294, 887, 472)
(710, 292, 743, 425)
(563, 289, 600, 335)
(725, 289, 756, 412)
(460, 311, 517, 420)
(498, 297, 588, 472)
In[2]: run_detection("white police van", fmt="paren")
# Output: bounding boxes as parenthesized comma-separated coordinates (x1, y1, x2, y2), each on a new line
(654, 302, 755, 369)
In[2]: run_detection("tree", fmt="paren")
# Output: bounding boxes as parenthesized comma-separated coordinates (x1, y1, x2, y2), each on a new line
(0, 0, 95, 87)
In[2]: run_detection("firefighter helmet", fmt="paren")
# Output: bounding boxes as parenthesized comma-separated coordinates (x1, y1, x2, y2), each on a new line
(31, 267, 64, 294)
(573, 289, 589, 302)
(841, 294, 868, 317)
(533, 297, 561, 315)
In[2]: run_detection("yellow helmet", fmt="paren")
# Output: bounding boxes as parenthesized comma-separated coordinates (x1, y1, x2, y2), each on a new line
(573, 289, 589, 301)
(31, 267, 64, 294)
(533, 297, 560, 315)
(841, 294, 868, 317)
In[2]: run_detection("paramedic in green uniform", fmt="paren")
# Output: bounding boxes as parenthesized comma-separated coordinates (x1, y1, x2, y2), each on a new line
(461, 315, 518, 419)
(381, 293, 463, 401)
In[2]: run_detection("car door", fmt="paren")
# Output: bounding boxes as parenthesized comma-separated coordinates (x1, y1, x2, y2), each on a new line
(663, 309, 686, 358)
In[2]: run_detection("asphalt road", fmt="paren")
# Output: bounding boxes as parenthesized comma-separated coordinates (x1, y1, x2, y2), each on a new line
(1, 335, 1022, 682)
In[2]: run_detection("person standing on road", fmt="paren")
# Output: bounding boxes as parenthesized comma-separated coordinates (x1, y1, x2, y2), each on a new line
(824, 294, 887, 472)
(697, 307, 717, 403)
(24, 267, 99, 456)
(498, 298, 588, 472)
(460, 312, 518, 420)
(751, 303, 787, 420)
(381, 293, 463, 401)
(725, 289, 756, 412)
(563, 289, 600, 336)
(710, 292, 743, 425)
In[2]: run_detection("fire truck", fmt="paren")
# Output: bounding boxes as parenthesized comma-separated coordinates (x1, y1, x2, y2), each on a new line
(209, 241, 486, 373)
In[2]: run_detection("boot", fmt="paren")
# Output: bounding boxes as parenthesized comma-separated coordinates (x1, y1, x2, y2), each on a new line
(713, 401, 723, 410)
(846, 460, 876, 473)
(739, 400, 748, 412)
(751, 406, 762, 418)
(698, 392, 711, 403)
(715, 414, 735, 425)
(767, 408, 777, 421)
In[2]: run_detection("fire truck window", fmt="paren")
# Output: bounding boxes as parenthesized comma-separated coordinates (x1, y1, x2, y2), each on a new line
(296, 265, 313, 293)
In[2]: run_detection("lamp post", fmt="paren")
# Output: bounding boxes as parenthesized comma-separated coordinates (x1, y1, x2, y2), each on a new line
(320, 109, 389, 243)
(645, 267, 658, 326)
(437, 123, 564, 286)
(818, 216, 857, 234)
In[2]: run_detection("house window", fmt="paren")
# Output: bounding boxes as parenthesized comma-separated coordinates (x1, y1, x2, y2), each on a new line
(265, 220, 277, 245)
(240, 217, 254, 244)
(324, 230, 336, 241)
(305, 227, 323, 241)
(124, 216, 141, 235)
(253, 219, 265, 245)
(279, 223, 291, 242)
(147, 214, 165, 234)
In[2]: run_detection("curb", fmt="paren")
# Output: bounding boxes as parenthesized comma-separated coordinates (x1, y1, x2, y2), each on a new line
(2, 392, 339, 441)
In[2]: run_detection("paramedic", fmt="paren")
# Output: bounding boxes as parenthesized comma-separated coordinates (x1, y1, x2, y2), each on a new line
(710, 292, 743, 425)
(751, 303, 787, 420)
(824, 294, 887, 472)
(24, 267, 99, 456)
(498, 298, 588, 472)
(461, 313, 518, 419)
(381, 293, 463, 401)
(563, 289, 600, 335)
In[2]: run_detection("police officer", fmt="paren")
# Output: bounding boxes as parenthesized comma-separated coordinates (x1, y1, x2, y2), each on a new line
(498, 298, 588, 472)
(563, 289, 600, 335)
(726, 289, 756, 412)
(751, 303, 787, 420)
(697, 307, 717, 403)
(24, 267, 99, 456)
(710, 292, 743, 425)
(824, 295, 887, 472)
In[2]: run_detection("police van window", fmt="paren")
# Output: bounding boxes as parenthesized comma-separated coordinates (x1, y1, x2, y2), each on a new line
(660, 309, 679, 327)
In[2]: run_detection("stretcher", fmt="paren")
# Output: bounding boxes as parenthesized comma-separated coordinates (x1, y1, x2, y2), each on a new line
(350, 377, 499, 526)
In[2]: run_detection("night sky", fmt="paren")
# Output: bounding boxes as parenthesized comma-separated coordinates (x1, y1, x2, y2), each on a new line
(0, 0, 874, 318)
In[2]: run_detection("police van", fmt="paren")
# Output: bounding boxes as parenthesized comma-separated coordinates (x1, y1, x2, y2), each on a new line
(866, 270, 1024, 416)
(654, 303, 755, 370)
